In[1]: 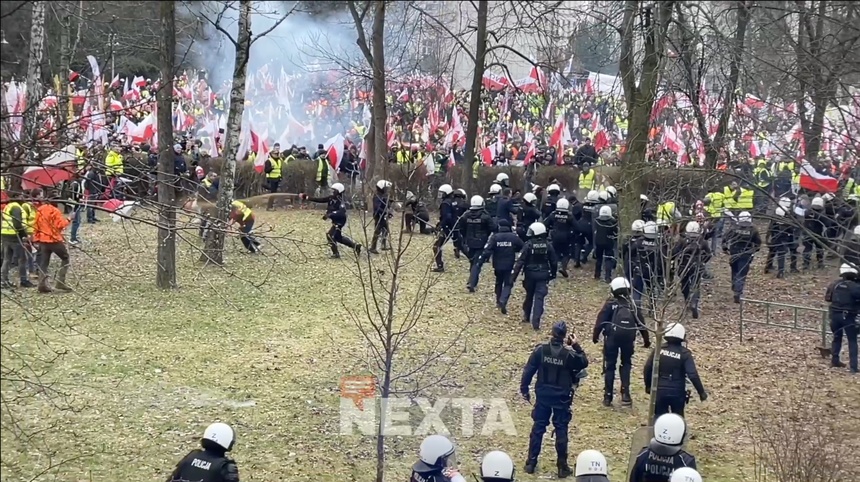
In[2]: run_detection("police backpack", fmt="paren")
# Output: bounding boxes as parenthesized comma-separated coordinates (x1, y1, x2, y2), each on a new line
(609, 301, 638, 342)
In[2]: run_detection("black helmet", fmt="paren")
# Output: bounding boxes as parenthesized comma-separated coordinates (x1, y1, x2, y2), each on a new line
(551, 321, 567, 339)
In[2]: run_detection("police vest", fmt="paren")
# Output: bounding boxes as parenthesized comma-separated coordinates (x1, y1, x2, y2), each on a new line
(579, 171, 595, 190)
(640, 449, 684, 481)
(173, 449, 229, 482)
(537, 343, 573, 389)
(722, 186, 736, 209)
(267, 157, 282, 179)
(736, 188, 754, 209)
(551, 211, 573, 231)
(464, 212, 489, 246)
(1, 202, 22, 236)
(656, 202, 675, 222)
(526, 240, 550, 271)
(657, 344, 686, 391)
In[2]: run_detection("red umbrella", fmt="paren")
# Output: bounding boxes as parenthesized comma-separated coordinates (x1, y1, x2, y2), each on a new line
(21, 145, 78, 190)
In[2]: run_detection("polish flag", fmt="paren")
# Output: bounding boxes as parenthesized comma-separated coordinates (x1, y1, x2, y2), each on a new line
(799, 161, 838, 193)
(324, 133, 345, 185)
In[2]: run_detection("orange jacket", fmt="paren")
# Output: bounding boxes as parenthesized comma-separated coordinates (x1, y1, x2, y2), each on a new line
(33, 203, 69, 243)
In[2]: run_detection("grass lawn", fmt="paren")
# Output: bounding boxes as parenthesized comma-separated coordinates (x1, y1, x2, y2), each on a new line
(1, 209, 858, 482)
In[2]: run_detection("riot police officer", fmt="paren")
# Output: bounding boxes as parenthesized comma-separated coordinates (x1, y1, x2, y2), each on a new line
(622, 220, 645, 301)
(635, 221, 666, 314)
(497, 188, 517, 226)
(593, 205, 618, 282)
(518, 192, 542, 241)
(629, 413, 697, 482)
(544, 198, 575, 277)
(494, 172, 510, 190)
(486, 184, 502, 221)
(670, 468, 702, 482)
(576, 190, 599, 265)
(405, 191, 433, 234)
(432, 184, 457, 272)
(512, 222, 558, 330)
(369, 180, 392, 254)
(520, 321, 589, 477)
(672, 221, 711, 319)
(167, 422, 239, 482)
(480, 451, 515, 482)
(474, 219, 523, 314)
(411, 435, 467, 482)
(722, 211, 762, 303)
(594, 277, 651, 407)
(824, 264, 860, 372)
(461, 195, 495, 291)
(764, 207, 795, 278)
(803, 197, 829, 270)
(302, 183, 362, 258)
(643, 323, 707, 419)
(574, 449, 609, 482)
(451, 188, 468, 258)
(542, 184, 562, 219)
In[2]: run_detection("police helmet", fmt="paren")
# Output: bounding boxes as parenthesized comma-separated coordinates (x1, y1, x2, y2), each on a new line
(823, 192, 835, 202)
(376, 180, 392, 190)
(811, 197, 825, 209)
(574, 449, 608, 476)
(527, 222, 547, 237)
(523, 192, 538, 204)
(598, 206, 612, 218)
(643, 221, 658, 238)
(331, 183, 346, 194)
(664, 323, 686, 341)
(496, 173, 509, 183)
(438, 184, 454, 195)
(778, 196, 792, 209)
(606, 186, 617, 196)
(480, 450, 515, 481)
(586, 190, 599, 202)
(551, 321, 567, 338)
(556, 198, 570, 210)
(839, 263, 858, 276)
(854, 225, 860, 237)
(202, 422, 235, 451)
(598, 190, 610, 202)
(670, 467, 703, 482)
(489, 184, 502, 194)
(653, 413, 687, 447)
(418, 435, 456, 468)
(456, 188, 467, 197)
(547, 183, 561, 194)
(738, 211, 752, 224)
(685, 221, 701, 235)
(470, 195, 485, 209)
(406, 190, 416, 202)
(610, 277, 631, 293)
(640, 194, 650, 202)
(632, 220, 645, 233)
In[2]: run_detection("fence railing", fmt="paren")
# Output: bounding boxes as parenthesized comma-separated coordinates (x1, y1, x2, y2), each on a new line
(739, 298, 831, 349)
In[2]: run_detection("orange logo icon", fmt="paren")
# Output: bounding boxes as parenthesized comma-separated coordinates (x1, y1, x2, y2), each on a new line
(340, 376, 376, 410)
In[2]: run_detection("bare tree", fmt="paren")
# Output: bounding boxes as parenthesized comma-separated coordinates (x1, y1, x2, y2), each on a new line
(23, 1, 46, 162)
(155, 0, 177, 289)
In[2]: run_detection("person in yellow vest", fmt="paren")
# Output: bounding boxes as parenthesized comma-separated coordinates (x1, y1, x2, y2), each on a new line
(722, 181, 741, 213)
(753, 159, 772, 213)
(21, 199, 37, 275)
(773, 159, 795, 176)
(104, 144, 124, 199)
(843, 177, 860, 198)
(703, 190, 725, 252)
(1, 193, 36, 288)
(735, 182, 754, 211)
(656, 201, 681, 228)
(472, 158, 480, 180)
(76, 144, 87, 171)
(314, 149, 329, 192)
(264, 143, 284, 211)
(229, 200, 260, 253)
(579, 163, 596, 191)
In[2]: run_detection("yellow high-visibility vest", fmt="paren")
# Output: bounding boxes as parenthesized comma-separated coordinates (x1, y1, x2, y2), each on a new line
(657, 201, 676, 221)
(705, 192, 724, 218)
(230, 200, 252, 221)
(722, 186, 737, 209)
(736, 188, 754, 209)
(105, 150, 124, 176)
(315, 158, 327, 183)
(1, 202, 22, 236)
(579, 171, 595, 190)
(266, 157, 282, 180)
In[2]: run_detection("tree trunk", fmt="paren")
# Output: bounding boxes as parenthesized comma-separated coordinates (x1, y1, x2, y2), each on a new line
(24, 1, 46, 154)
(155, 0, 177, 290)
(58, 11, 70, 139)
(462, 0, 489, 190)
(368, 0, 387, 184)
(200, 0, 252, 265)
(375, 358, 392, 482)
(647, 317, 666, 422)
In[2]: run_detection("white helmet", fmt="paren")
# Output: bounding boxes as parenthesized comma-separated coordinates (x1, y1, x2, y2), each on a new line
(664, 322, 686, 340)
(489, 184, 502, 194)
(610, 277, 631, 292)
(575, 449, 608, 476)
(202, 422, 235, 451)
(547, 183, 561, 194)
(331, 182, 346, 194)
(653, 413, 687, 447)
(632, 219, 645, 233)
(456, 188, 467, 197)
(773, 207, 785, 217)
(854, 225, 860, 236)
(738, 211, 752, 223)
(438, 184, 453, 195)
(480, 450, 515, 481)
(598, 205, 612, 218)
(496, 173, 509, 183)
(528, 222, 547, 237)
(376, 180, 392, 190)
(671, 467, 703, 482)
(586, 190, 599, 202)
(823, 192, 835, 202)
(523, 192, 538, 204)
(598, 190, 610, 202)
(840, 263, 858, 276)
(470, 195, 485, 209)
(778, 196, 792, 209)
(406, 190, 416, 201)
(418, 435, 456, 468)
(606, 186, 617, 196)
(643, 221, 658, 237)
(685, 221, 701, 235)
(811, 197, 825, 208)
(640, 194, 650, 202)
(556, 198, 570, 210)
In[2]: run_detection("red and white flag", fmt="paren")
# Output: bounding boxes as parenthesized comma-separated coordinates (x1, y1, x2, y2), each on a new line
(799, 162, 838, 193)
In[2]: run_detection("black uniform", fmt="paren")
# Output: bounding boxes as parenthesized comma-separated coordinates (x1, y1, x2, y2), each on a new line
(405, 199, 432, 234)
(825, 275, 860, 372)
(485, 194, 499, 221)
(512, 235, 558, 329)
(472, 221, 523, 309)
(517, 203, 542, 242)
(643, 340, 707, 419)
(370, 192, 391, 252)
(459, 208, 494, 270)
(167, 448, 240, 482)
(496, 194, 517, 227)
(451, 194, 467, 257)
(432, 195, 457, 271)
(593, 214, 619, 282)
(575, 201, 596, 265)
(593, 296, 650, 404)
(803, 208, 829, 269)
(306, 194, 359, 257)
(520, 335, 589, 472)
(629, 441, 697, 482)
(722, 221, 761, 301)
(542, 193, 560, 220)
(671, 235, 711, 318)
(635, 234, 667, 313)
(544, 208, 575, 275)
(764, 216, 795, 277)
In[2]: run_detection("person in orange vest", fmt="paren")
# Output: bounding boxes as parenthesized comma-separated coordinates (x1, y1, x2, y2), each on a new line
(32, 189, 72, 292)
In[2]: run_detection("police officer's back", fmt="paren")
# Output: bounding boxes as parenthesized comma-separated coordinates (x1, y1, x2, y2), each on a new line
(518, 192, 542, 241)
(474, 219, 523, 309)
(643, 323, 707, 419)
(167, 423, 239, 482)
(459, 195, 495, 264)
(629, 413, 697, 482)
(542, 184, 561, 220)
(824, 264, 860, 372)
(496, 188, 517, 226)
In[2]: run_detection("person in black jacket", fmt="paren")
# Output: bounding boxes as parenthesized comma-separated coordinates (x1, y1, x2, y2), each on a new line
(166, 423, 239, 482)
(573, 137, 598, 166)
(432, 184, 456, 272)
(544, 198, 575, 278)
(629, 414, 698, 482)
(472, 219, 523, 313)
(460, 195, 495, 289)
(451, 188, 468, 258)
(843, 225, 860, 268)
(825, 264, 860, 372)
(593, 205, 618, 283)
(301, 183, 362, 258)
(521, 321, 589, 477)
(369, 180, 392, 254)
(672, 221, 712, 319)
(517, 192, 542, 241)
(643, 323, 707, 420)
(722, 211, 762, 303)
(764, 207, 795, 278)
(803, 197, 829, 270)
(496, 188, 517, 227)
(404, 191, 433, 234)
(541, 183, 561, 220)
(512, 222, 558, 330)
(593, 277, 650, 407)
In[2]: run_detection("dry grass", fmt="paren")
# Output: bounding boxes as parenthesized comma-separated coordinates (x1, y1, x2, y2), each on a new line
(1, 210, 858, 482)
